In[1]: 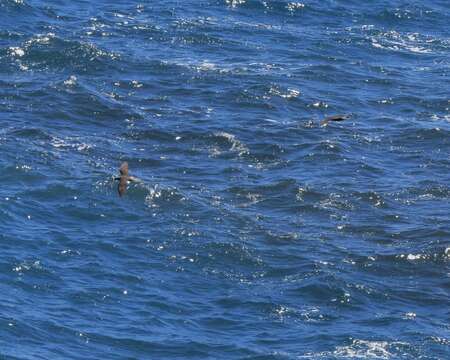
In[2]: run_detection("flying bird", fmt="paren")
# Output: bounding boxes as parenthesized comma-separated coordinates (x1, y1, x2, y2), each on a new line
(115, 162, 140, 197)
(320, 114, 351, 126)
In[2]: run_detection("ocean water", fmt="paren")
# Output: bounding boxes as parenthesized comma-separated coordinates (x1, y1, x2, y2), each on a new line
(0, 0, 449, 358)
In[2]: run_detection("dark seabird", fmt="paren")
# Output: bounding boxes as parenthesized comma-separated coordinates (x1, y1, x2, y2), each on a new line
(320, 114, 351, 126)
(116, 162, 139, 197)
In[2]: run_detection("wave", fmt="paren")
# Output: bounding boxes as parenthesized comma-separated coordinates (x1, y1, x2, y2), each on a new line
(4, 33, 119, 73)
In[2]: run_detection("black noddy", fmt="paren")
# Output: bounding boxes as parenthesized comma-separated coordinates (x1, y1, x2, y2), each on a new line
(115, 162, 140, 197)
(320, 114, 351, 126)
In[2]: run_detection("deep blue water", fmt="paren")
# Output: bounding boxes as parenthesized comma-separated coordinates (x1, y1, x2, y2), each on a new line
(1, 0, 449, 358)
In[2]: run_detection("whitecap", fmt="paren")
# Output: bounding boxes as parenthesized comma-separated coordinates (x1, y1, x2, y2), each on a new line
(370, 31, 433, 54)
(226, 0, 246, 8)
(64, 75, 77, 86)
(333, 339, 405, 359)
(8, 46, 25, 57)
(213, 131, 249, 157)
(269, 86, 301, 99)
(286, 2, 305, 13)
(50, 136, 92, 152)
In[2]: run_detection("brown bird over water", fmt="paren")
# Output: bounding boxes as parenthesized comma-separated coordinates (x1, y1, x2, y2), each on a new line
(116, 162, 139, 197)
(320, 114, 351, 126)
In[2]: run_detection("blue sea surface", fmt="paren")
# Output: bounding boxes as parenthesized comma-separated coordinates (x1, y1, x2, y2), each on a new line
(1, 0, 449, 358)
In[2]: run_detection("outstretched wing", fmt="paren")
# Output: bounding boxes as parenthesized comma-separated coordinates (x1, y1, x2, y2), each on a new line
(320, 114, 350, 126)
(119, 162, 129, 176)
(128, 176, 142, 183)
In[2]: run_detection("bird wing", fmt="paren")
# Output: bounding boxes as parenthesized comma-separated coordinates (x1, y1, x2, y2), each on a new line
(128, 176, 142, 183)
(324, 114, 350, 122)
(119, 162, 129, 176)
(320, 114, 350, 126)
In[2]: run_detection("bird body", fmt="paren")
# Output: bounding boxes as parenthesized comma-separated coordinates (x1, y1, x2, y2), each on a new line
(118, 162, 129, 196)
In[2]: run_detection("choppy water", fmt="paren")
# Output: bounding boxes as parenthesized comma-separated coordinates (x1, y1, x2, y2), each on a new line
(1, 0, 449, 358)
